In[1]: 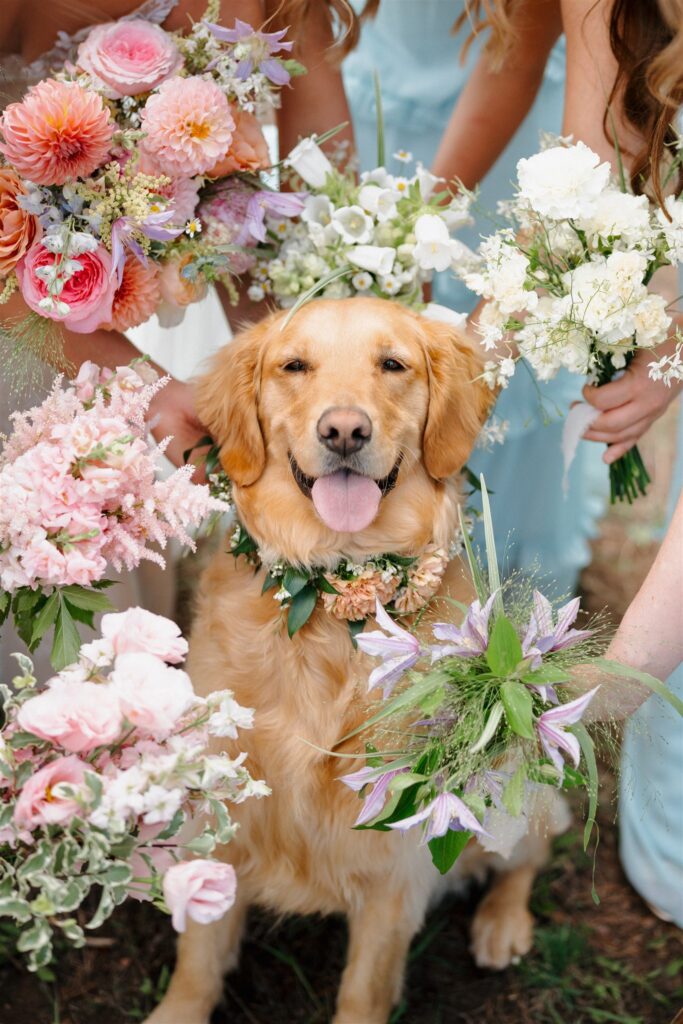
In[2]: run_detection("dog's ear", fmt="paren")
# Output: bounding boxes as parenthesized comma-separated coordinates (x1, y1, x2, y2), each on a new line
(422, 319, 493, 481)
(194, 320, 270, 486)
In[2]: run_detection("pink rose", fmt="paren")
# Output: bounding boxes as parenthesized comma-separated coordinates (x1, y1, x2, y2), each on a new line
(101, 608, 188, 663)
(110, 652, 195, 736)
(14, 755, 88, 829)
(77, 20, 183, 98)
(17, 241, 117, 333)
(17, 679, 123, 753)
(163, 859, 237, 932)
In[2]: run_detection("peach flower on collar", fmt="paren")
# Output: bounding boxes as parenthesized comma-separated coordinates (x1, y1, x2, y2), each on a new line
(206, 106, 270, 178)
(0, 168, 40, 277)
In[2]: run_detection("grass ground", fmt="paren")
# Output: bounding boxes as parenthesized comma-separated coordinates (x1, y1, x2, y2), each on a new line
(1, 413, 681, 1024)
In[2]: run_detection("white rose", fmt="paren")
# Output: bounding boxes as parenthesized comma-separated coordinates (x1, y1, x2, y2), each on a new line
(517, 142, 611, 219)
(284, 138, 334, 189)
(347, 245, 395, 276)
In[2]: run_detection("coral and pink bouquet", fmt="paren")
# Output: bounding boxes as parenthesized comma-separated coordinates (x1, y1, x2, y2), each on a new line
(0, 607, 268, 970)
(339, 481, 680, 876)
(0, 3, 304, 342)
(458, 138, 683, 503)
(0, 360, 226, 667)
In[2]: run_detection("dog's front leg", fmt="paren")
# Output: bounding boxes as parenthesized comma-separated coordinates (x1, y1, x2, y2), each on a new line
(145, 888, 248, 1024)
(470, 858, 540, 971)
(333, 885, 428, 1024)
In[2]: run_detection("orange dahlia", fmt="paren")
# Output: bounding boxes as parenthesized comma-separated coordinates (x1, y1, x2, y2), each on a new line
(109, 255, 161, 332)
(0, 80, 114, 186)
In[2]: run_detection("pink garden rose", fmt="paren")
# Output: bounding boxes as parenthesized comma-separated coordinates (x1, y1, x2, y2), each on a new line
(77, 20, 183, 98)
(101, 608, 188, 663)
(14, 755, 88, 829)
(17, 241, 117, 333)
(163, 859, 237, 932)
(140, 75, 234, 177)
(17, 679, 123, 754)
(110, 652, 195, 736)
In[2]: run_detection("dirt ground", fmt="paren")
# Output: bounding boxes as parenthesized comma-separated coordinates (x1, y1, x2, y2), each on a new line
(1, 413, 682, 1024)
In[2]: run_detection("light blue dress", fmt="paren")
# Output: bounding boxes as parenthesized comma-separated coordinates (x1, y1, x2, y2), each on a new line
(343, 0, 607, 595)
(619, 469, 683, 927)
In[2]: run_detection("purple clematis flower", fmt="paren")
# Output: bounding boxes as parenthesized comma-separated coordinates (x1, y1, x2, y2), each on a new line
(244, 190, 306, 243)
(537, 687, 599, 776)
(523, 591, 593, 669)
(339, 763, 409, 826)
(355, 600, 423, 698)
(110, 212, 183, 285)
(205, 19, 294, 85)
(387, 791, 488, 843)
(430, 591, 497, 661)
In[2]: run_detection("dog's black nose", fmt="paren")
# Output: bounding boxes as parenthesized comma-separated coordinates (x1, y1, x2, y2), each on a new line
(317, 406, 372, 457)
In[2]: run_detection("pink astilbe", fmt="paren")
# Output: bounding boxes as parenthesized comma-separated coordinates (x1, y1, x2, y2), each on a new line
(0, 363, 227, 592)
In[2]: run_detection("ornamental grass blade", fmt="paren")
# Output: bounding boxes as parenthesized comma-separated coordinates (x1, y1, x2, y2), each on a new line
(281, 266, 353, 329)
(594, 658, 683, 717)
(337, 672, 447, 744)
(459, 505, 486, 604)
(571, 721, 599, 852)
(480, 474, 503, 617)
(373, 70, 385, 167)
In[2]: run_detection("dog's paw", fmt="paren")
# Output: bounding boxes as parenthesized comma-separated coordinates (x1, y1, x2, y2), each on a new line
(470, 899, 534, 971)
(144, 1000, 210, 1024)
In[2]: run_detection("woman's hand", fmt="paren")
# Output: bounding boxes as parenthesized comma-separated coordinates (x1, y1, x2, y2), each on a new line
(581, 348, 682, 464)
(147, 377, 210, 473)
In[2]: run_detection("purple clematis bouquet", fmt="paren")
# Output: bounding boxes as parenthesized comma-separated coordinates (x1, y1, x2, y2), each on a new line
(339, 479, 677, 875)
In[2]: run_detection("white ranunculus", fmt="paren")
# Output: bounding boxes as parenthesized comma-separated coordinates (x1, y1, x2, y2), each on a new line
(331, 205, 374, 244)
(284, 138, 334, 188)
(517, 142, 611, 219)
(632, 292, 671, 349)
(347, 244, 396, 276)
(657, 195, 683, 262)
(301, 194, 333, 226)
(579, 188, 652, 248)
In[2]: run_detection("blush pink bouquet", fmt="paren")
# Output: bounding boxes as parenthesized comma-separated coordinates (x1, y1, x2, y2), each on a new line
(0, 4, 304, 341)
(0, 608, 268, 970)
(0, 359, 227, 668)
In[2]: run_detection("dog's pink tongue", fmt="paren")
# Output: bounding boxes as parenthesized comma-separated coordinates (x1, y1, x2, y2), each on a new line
(311, 471, 382, 533)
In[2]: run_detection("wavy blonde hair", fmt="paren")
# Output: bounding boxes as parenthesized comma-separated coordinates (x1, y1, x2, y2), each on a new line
(266, 0, 360, 58)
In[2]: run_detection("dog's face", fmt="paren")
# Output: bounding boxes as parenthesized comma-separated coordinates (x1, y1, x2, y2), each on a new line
(197, 298, 490, 562)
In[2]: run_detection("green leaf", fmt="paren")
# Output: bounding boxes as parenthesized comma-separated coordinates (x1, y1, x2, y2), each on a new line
(185, 831, 216, 856)
(348, 619, 366, 647)
(500, 680, 535, 739)
(287, 584, 318, 637)
(50, 598, 81, 671)
(16, 919, 52, 953)
(86, 888, 115, 930)
(0, 590, 10, 624)
(502, 764, 527, 817)
(428, 829, 472, 874)
(571, 720, 599, 851)
(486, 615, 523, 677)
(29, 591, 59, 647)
(59, 585, 113, 613)
(283, 567, 312, 597)
(261, 572, 280, 594)
(0, 897, 32, 921)
(18, 845, 52, 878)
(156, 809, 185, 841)
(316, 575, 338, 595)
(522, 664, 570, 686)
(101, 863, 132, 885)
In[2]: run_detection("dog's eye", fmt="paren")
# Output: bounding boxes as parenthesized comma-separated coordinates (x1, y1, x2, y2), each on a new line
(283, 359, 309, 373)
(381, 358, 406, 372)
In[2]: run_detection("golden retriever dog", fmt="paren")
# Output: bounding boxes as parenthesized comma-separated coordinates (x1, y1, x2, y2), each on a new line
(148, 297, 567, 1024)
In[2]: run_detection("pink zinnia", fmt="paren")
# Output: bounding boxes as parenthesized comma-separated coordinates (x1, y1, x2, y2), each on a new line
(0, 80, 114, 186)
(140, 75, 235, 177)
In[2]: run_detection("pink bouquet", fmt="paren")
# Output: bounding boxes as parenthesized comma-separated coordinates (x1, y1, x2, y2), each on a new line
(0, 607, 268, 970)
(0, 6, 304, 336)
(0, 360, 226, 667)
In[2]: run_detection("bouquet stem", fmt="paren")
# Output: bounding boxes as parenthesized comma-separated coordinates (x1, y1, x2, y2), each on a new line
(609, 445, 651, 504)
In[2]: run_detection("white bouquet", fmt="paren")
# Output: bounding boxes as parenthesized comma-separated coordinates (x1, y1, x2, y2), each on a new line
(247, 136, 473, 313)
(460, 138, 683, 502)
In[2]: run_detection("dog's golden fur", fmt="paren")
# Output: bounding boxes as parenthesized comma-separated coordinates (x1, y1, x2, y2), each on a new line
(148, 299, 564, 1024)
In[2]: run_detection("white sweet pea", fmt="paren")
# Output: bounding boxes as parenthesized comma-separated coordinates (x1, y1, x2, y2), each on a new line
(284, 137, 334, 188)
(517, 142, 611, 220)
(331, 205, 374, 244)
(347, 244, 396, 276)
